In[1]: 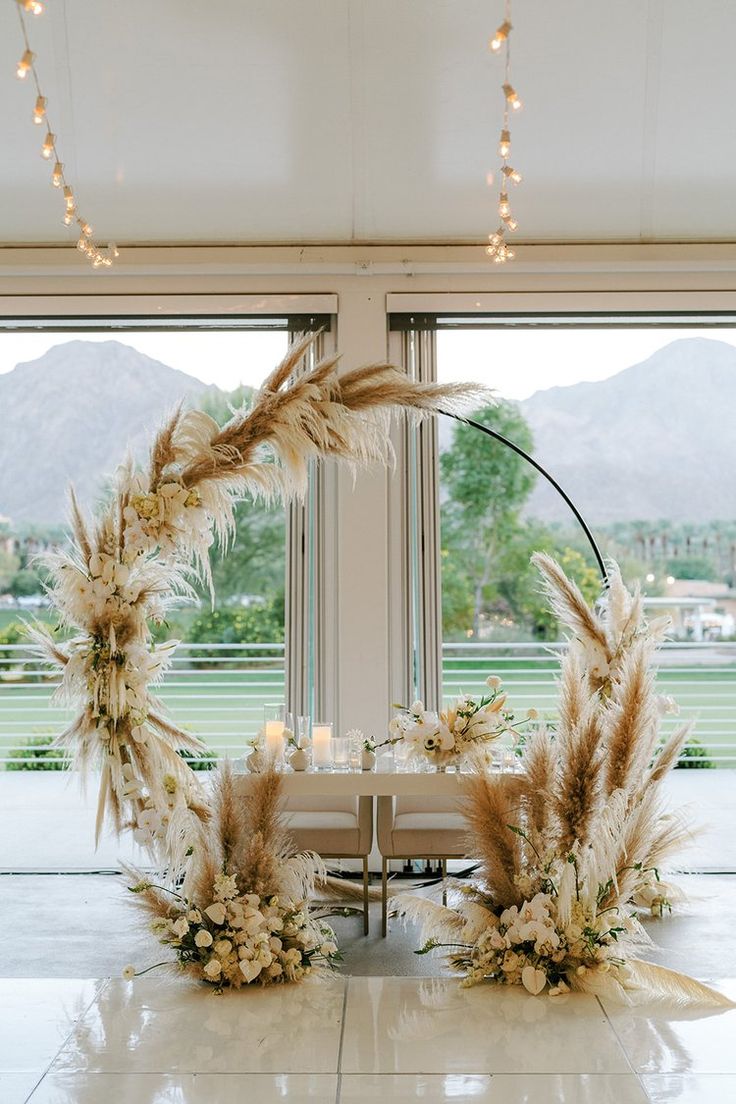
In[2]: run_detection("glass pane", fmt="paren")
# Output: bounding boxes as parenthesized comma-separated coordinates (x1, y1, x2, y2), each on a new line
(437, 325, 736, 768)
(0, 327, 289, 778)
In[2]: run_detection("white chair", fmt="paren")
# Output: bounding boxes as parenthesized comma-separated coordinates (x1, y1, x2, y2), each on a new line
(284, 794, 373, 934)
(376, 794, 468, 936)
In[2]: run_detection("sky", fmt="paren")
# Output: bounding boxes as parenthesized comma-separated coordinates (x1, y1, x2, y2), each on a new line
(1, 325, 735, 398)
(438, 327, 736, 400)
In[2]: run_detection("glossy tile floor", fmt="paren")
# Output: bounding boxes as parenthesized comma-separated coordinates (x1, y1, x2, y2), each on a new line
(2, 874, 735, 1102)
(0, 972, 733, 1102)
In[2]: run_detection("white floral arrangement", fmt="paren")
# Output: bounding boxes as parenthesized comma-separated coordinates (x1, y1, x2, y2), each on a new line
(127, 870, 340, 991)
(419, 849, 645, 997)
(396, 557, 734, 1010)
(389, 676, 533, 767)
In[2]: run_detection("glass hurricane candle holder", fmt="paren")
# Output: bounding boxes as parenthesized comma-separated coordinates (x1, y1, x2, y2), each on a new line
(332, 735, 349, 772)
(311, 722, 333, 771)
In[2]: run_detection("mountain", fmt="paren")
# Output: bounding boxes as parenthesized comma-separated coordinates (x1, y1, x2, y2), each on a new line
(520, 337, 736, 524)
(0, 340, 214, 524)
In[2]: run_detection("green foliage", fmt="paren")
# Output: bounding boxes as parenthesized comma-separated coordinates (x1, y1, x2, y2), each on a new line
(440, 402, 537, 639)
(194, 384, 286, 612)
(5, 735, 67, 771)
(178, 747, 218, 771)
(666, 556, 718, 581)
(0, 621, 25, 646)
(184, 596, 284, 653)
(675, 738, 715, 769)
(7, 569, 42, 598)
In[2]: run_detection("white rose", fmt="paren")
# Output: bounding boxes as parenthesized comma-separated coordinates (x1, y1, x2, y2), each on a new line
(187, 910, 202, 924)
(171, 917, 189, 938)
(205, 903, 227, 925)
(195, 929, 213, 948)
(203, 958, 222, 980)
(213, 939, 233, 957)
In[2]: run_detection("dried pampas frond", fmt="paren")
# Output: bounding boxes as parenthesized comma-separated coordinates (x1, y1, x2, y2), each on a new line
(33, 333, 487, 856)
(401, 556, 718, 1010)
(126, 765, 341, 990)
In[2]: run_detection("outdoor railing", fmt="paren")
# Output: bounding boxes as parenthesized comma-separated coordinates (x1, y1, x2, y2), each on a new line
(1, 639, 734, 768)
(442, 640, 736, 768)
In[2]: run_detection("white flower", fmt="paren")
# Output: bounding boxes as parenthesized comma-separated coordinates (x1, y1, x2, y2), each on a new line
(239, 958, 262, 983)
(213, 939, 233, 957)
(121, 964, 136, 981)
(187, 909, 202, 924)
(171, 917, 189, 938)
(204, 903, 227, 925)
(410, 700, 424, 714)
(195, 929, 213, 948)
(319, 941, 338, 957)
(203, 958, 222, 980)
(486, 675, 502, 689)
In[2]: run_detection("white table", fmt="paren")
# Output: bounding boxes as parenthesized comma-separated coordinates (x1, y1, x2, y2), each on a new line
(232, 765, 482, 796)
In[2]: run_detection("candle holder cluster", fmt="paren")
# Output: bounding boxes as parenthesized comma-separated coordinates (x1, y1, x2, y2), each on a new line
(247, 709, 373, 773)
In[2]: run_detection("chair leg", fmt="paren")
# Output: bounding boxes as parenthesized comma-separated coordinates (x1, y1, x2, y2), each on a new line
(441, 859, 447, 906)
(362, 857, 370, 936)
(381, 858, 388, 938)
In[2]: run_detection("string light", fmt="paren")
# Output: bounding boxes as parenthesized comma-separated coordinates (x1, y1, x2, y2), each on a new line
(490, 19, 512, 51)
(16, 48, 34, 79)
(32, 93, 46, 123)
(485, 1, 522, 264)
(12, 3, 118, 268)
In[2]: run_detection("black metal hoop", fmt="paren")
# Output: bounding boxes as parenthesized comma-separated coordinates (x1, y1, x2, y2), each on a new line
(440, 411, 608, 586)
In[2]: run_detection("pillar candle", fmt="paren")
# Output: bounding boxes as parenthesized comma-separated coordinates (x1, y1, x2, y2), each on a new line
(312, 723, 332, 770)
(265, 719, 285, 761)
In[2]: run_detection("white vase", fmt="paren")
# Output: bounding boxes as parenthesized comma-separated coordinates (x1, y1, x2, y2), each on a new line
(289, 747, 309, 772)
(246, 749, 264, 773)
(361, 748, 376, 771)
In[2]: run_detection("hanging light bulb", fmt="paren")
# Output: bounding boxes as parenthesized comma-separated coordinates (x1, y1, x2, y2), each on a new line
(18, 0, 45, 13)
(498, 128, 511, 158)
(490, 20, 512, 52)
(16, 49, 34, 79)
(80, 220, 92, 237)
(63, 211, 73, 225)
(503, 216, 518, 231)
(51, 161, 63, 186)
(502, 165, 522, 184)
(498, 192, 511, 218)
(32, 95, 47, 124)
(503, 83, 522, 111)
(41, 131, 55, 159)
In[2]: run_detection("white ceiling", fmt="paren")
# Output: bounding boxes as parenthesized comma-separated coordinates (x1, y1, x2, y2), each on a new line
(1, 0, 735, 247)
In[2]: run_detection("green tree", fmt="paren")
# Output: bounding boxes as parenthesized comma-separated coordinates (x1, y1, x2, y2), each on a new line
(440, 402, 536, 638)
(194, 386, 286, 610)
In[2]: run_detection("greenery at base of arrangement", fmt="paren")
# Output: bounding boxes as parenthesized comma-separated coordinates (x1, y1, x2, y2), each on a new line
(4, 735, 68, 771)
(675, 738, 715, 769)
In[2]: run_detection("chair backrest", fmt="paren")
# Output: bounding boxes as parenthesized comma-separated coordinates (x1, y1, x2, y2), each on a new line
(283, 795, 359, 815)
(394, 795, 462, 815)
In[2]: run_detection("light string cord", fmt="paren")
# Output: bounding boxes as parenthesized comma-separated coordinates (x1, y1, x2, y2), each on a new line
(487, 0, 521, 263)
(13, 1, 118, 267)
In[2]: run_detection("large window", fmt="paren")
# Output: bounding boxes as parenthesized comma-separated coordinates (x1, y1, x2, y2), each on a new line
(403, 316, 736, 768)
(0, 322, 300, 770)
